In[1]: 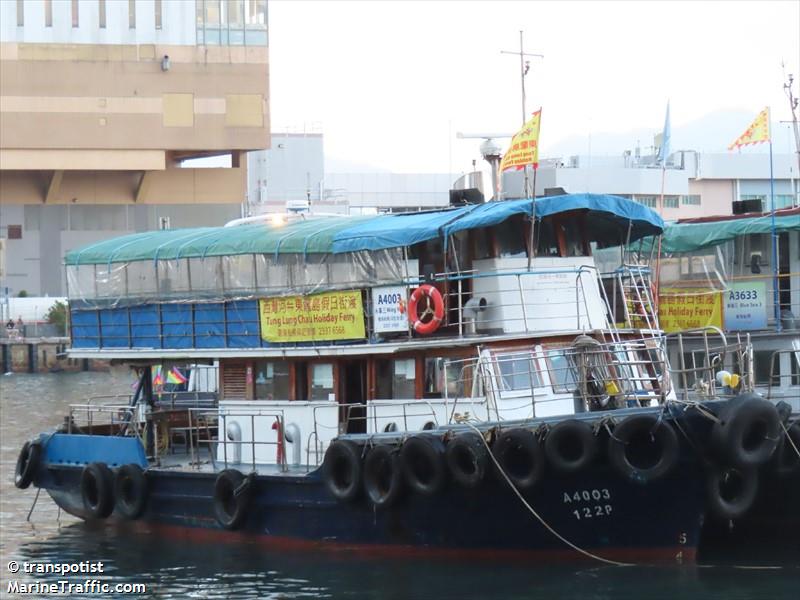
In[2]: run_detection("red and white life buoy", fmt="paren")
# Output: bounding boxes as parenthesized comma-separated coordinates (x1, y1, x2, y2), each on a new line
(408, 285, 444, 335)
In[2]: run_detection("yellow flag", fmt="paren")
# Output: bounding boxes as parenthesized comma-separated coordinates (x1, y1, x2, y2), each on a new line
(500, 109, 542, 172)
(728, 107, 770, 150)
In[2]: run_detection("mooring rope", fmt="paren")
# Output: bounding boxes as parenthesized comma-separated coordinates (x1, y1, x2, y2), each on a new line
(780, 420, 800, 459)
(26, 487, 41, 522)
(457, 418, 633, 567)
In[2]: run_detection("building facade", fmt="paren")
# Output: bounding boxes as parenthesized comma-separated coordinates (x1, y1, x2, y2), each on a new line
(0, 0, 270, 296)
(503, 151, 799, 219)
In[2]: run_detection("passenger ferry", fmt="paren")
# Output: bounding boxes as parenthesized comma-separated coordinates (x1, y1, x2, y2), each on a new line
(14, 193, 787, 564)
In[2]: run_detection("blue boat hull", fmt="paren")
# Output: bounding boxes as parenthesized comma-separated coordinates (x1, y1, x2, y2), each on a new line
(38, 460, 705, 564)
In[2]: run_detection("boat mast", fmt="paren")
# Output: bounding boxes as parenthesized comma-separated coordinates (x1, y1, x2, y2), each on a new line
(501, 31, 543, 198)
(782, 71, 800, 198)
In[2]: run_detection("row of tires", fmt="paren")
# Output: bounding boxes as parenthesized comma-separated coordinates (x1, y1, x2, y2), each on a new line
(323, 414, 683, 508)
(323, 398, 798, 521)
(15, 444, 252, 531)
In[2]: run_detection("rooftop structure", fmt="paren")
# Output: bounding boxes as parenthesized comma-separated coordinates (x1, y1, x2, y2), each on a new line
(0, 0, 270, 296)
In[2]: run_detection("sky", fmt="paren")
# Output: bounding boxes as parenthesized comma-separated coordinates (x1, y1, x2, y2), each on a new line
(267, 0, 800, 174)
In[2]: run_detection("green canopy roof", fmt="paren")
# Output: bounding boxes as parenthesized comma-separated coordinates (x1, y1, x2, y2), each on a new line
(643, 210, 800, 254)
(66, 216, 371, 266)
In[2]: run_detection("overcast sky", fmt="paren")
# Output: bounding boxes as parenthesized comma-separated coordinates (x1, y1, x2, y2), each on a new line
(267, 1, 800, 173)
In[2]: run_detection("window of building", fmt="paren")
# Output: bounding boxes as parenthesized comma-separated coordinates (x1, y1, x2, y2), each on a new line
(636, 196, 657, 208)
(16, 0, 23, 26)
(774, 194, 795, 209)
(44, 0, 52, 27)
(733, 195, 764, 214)
(310, 363, 335, 400)
(376, 358, 416, 399)
(71, 0, 79, 27)
(128, 0, 136, 28)
(246, 0, 268, 25)
(155, 0, 162, 29)
(663, 196, 679, 209)
(7, 225, 22, 240)
(99, 0, 106, 28)
(254, 360, 290, 400)
(546, 350, 578, 393)
(681, 194, 701, 206)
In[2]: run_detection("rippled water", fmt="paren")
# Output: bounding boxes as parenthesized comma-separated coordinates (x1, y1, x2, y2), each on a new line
(1, 373, 799, 599)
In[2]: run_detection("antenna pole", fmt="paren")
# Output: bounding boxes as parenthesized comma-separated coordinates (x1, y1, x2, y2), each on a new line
(501, 32, 543, 198)
(783, 71, 800, 184)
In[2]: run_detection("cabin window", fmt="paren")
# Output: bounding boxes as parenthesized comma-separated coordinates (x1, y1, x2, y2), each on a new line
(535, 219, 560, 257)
(472, 228, 492, 260)
(753, 350, 779, 386)
(254, 360, 290, 400)
(311, 363, 335, 400)
(494, 219, 526, 258)
(559, 218, 585, 257)
(424, 357, 464, 398)
(376, 358, 416, 399)
(546, 350, 578, 393)
(494, 352, 542, 392)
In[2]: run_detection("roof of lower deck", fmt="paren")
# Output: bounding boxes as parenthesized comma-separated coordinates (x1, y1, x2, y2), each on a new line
(65, 194, 664, 266)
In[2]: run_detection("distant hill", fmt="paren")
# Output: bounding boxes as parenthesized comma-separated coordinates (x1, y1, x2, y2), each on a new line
(544, 109, 793, 158)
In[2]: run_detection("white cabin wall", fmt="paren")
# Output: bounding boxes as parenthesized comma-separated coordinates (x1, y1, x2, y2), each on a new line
(471, 257, 608, 334)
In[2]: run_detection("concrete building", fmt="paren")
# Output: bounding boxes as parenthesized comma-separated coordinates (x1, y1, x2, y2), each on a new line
(247, 132, 452, 214)
(0, 0, 270, 296)
(503, 151, 799, 219)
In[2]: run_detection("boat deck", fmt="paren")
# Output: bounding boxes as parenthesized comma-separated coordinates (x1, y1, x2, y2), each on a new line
(153, 447, 315, 477)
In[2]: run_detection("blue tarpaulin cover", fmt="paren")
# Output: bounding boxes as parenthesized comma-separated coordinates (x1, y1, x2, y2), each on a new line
(66, 194, 664, 265)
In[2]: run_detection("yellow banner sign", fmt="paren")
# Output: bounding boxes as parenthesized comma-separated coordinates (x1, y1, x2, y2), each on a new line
(658, 288, 722, 333)
(728, 106, 770, 150)
(259, 291, 365, 342)
(500, 109, 542, 172)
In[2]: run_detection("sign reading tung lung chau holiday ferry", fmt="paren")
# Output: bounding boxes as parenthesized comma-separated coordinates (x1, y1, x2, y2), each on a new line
(259, 290, 365, 342)
(724, 281, 767, 331)
(371, 286, 409, 333)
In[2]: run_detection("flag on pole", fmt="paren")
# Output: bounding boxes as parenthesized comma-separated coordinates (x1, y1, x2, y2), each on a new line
(166, 367, 188, 385)
(500, 109, 542, 172)
(728, 107, 771, 150)
(657, 101, 671, 165)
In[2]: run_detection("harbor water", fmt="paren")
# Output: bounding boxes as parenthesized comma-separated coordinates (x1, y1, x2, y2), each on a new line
(1, 373, 798, 599)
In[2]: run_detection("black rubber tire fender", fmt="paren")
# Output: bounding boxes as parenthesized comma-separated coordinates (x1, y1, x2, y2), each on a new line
(492, 428, 545, 490)
(608, 415, 679, 485)
(363, 445, 404, 508)
(705, 465, 759, 521)
(711, 394, 781, 468)
(322, 440, 363, 502)
(445, 432, 490, 489)
(80, 462, 115, 519)
(114, 464, 148, 520)
(15, 440, 42, 490)
(213, 469, 251, 530)
(772, 420, 800, 477)
(544, 419, 599, 475)
(400, 436, 447, 495)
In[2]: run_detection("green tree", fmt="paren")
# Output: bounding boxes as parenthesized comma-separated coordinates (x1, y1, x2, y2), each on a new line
(17, 290, 28, 298)
(46, 301, 68, 336)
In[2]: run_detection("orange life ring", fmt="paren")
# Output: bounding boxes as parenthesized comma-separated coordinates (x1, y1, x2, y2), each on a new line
(408, 285, 444, 335)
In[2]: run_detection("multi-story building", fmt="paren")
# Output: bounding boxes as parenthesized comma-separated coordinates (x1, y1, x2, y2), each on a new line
(0, 0, 270, 296)
(503, 151, 799, 218)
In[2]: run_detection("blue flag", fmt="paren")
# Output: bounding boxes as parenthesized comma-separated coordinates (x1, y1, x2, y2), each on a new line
(657, 101, 671, 165)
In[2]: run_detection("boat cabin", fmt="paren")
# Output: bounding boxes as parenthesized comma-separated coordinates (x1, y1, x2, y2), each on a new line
(64, 194, 675, 467)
